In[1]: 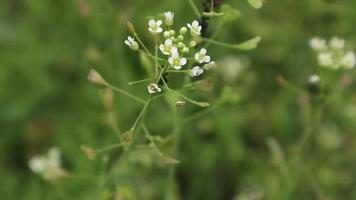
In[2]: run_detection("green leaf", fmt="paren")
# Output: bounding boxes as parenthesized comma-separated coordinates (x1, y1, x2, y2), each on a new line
(235, 36, 261, 50)
(247, 0, 264, 9)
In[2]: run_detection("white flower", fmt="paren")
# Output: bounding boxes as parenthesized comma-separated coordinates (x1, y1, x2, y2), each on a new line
(309, 37, 327, 51)
(147, 83, 162, 94)
(317, 52, 333, 67)
(195, 48, 211, 64)
(203, 61, 217, 70)
(309, 74, 320, 84)
(187, 20, 202, 36)
(168, 48, 187, 69)
(124, 36, 139, 51)
(164, 11, 174, 26)
(28, 147, 66, 180)
(159, 39, 174, 55)
(340, 51, 356, 69)
(148, 19, 163, 34)
(329, 37, 345, 50)
(190, 66, 204, 77)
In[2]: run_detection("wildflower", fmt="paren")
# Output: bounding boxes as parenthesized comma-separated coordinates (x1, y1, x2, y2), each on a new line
(187, 20, 202, 36)
(28, 147, 67, 180)
(147, 83, 162, 94)
(159, 39, 174, 55)
(329, 37, 345, 50)
(309, 37, 327, 51)
(148, 19, 163, 34)
(88, 69, 107, 86)
(190, 66, 204, 77)
(124, 36, 139, 51)
(203, 61, 217, 70)
(195, 48, 211, 64)
(164, 11, 174, 26)
(340, 51, 356, 69)
(168, 48, 187, 69)
(308, 74, 320, 84)
(317, 52, 333, 67)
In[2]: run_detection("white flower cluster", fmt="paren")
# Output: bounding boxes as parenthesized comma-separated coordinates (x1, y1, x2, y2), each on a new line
(309, 37, 355, 70)
(125, 11, 215, 94)
(28, 147, 67, 180)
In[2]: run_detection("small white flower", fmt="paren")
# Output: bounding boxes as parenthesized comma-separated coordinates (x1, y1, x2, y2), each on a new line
(195, 48, 211, 64)
(309, 37, 327, 51)
(124, 36, 139, 51)
(340, 51, 356, 69)
(317, 52, 334, 67)
(329, 37, 345, 50)
(159, 39, 174, 55)
(187, 20, 202, 36)
(168, 48, 187, 69)
(29, 156, 47, 174)
(147, 83, 162, 94)
(148, 19, 163, 34)
(164, 11, 174, 26)
(190, 66, 204, 77)
(203, 61, 217, 70)
(309, 74, 320, 84)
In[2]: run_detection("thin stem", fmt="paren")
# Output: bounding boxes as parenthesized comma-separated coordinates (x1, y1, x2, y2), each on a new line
(133, 33, 151, 55)
(155, 45, 159, 78)
(105, 83, 146, 104)
(97, 143, 124, 153)
(188, 0, 202, 18)
(128, 78, 153, 85)
(203, 38, 237, 49)
(130, 97, 152, 132)
(139, 50, 167, 62)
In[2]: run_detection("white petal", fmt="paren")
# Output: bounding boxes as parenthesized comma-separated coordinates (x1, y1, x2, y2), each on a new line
(174, 65, 182, 70)
(148, 19, 155, 27)
(204, 56, 211, 63)
(187, 23, 192, 29)
(180, 58, 187, 66)
(200, 48, 207, 54)
(165, 39, 172, 45)
(156, 20, 162, 26)
(192, 20, 199, 27)
(125, 41, 130, 46)
(168, 57, 174, 65)
(157, 27, 163, 33)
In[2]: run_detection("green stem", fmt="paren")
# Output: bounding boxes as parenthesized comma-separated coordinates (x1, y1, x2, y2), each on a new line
(105, 83, 146, 104)
(188, 0, 202, 18)
(130, 97, 152, 132)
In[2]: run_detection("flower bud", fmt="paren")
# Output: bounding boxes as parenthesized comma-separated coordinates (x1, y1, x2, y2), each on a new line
(163, 31, 170, 38)
(189, 41, 197, 48)
(169, 30, 175, 36)
(81, 145, 97, 160)
(122, 131, 133, 147)
(180, 27, 187, 35)
(182, 47, 189, 53)
(88, 69, 107, 86)
(126, 21, 136, 34)
(178, 35, 184, 41)
(178, 42, 184, 48)
(100, 88, 114, 111)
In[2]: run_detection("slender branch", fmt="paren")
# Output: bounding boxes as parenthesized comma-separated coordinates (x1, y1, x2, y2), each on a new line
(104, 83, 146, 104)
(188, 0, 202, 18)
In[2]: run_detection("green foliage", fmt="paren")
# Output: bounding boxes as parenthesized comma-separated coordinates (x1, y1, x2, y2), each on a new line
(1, 0, 356, 200)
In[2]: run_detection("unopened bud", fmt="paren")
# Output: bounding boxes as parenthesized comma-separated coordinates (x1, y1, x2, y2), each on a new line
(180, 27, 187, 35)
(122, 131, 133, 147)
(182, 47, 189, 53)
(189, 41, 197, 48)
(81, 145, 97, 160)
(126, 21, 136, 33)
(163, 31, 170, 38)
(169, 30, 175, 36)
(100, 88, 114, 110)
(178, 35, 184, 41)
(88, 69, 107, 86)
(178, 42, 184, 48)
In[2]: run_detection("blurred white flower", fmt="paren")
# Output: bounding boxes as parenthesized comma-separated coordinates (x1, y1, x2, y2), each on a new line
(164, 11, 174, 26)
(28, 147, 67, 180)
(124, 36, 139, 51)
(218, 56, 249, 83)
(187, 20, 202, 36)
(168, 48, 187, 69)
(329, 37, 345, 50)
(190, 66, 204, 77)
(148, 19, 163, 34)
(203, 61, 217, 70)
(195, 48, 211, 64)
(147, 83, 162, 94)
(340, 51, 356, 69)
(308, 74, 320, 84)
(317, 52, 333, 67)
(309, 37, 327, 51)
(159, 39, 174, 55)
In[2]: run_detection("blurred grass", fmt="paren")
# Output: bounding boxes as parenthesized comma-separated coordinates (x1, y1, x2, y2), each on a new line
(1, 0, 356, 199)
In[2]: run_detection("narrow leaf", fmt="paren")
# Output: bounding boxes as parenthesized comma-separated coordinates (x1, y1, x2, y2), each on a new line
(235, 36, 261, 51)
(247, 0, 264, 9)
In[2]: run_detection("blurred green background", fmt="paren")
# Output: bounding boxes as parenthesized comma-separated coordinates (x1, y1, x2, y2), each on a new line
(1, 0, 356, 199)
